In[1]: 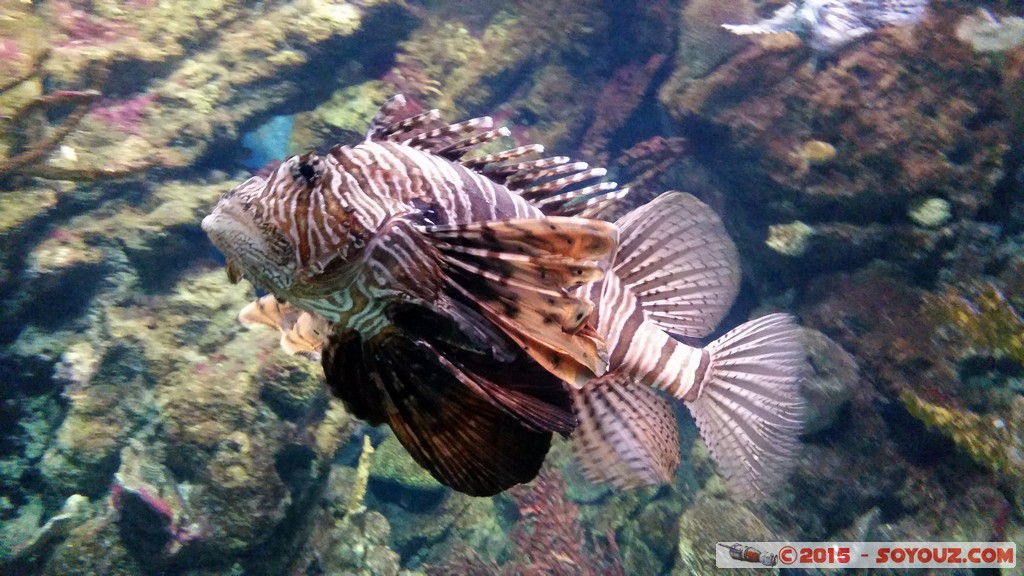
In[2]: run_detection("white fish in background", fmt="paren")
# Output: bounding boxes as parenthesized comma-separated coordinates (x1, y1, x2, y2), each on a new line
(722, 0, 929, 53)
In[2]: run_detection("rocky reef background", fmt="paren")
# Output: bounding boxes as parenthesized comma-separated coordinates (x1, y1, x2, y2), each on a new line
(1, 0, 1023, 574)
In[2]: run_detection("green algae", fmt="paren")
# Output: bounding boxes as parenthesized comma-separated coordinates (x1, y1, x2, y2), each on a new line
(370, 433, 443, 492)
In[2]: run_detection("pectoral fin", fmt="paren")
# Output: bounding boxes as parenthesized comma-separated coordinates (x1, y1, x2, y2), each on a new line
(422, 217, 618, 386)
(238, 295, 332, 360)
(322, 318, 574, 496)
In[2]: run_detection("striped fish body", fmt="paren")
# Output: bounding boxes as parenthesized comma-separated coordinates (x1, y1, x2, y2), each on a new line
(204, 95, 808, 500)
(207, 141, 543, 329)
(202, 98, 624, 496)
(722, 0, 928, 53)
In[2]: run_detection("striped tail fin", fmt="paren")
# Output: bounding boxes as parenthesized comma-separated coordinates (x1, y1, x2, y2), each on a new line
(688, 313, 806, 500)
(568, 191, 805, 498)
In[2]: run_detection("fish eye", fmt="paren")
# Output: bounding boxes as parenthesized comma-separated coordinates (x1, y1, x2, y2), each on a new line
(289, 154, 322, 187)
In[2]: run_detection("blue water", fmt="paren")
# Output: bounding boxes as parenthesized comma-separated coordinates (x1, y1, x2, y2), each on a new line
(241, 114, 294, 171)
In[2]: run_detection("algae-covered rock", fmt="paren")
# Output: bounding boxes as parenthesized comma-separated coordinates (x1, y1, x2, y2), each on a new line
(321, 509, 401, 576)
(44, 513, 140, 576)
(370, 433, 444, 495)
(258, 351, 328, 420)
(673, 493, 779, 575)
(675, 0, 756, 81)
(292, 80, 395, 148)
(40, 340, 151, 499)
(8, 0, 415, 179)
(901, 391, 1024, 486)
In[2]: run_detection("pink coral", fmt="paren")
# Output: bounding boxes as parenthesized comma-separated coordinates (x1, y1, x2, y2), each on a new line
(0, 38, 22, 63)
(52, 0, 141, 46)
(580, 53, 668, 164)
(89, 93, 157, 135)
(505, 469, 624, 576)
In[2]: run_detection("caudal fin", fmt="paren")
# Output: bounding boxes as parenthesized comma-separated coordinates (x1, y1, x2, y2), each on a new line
(688, 313, 805, 501)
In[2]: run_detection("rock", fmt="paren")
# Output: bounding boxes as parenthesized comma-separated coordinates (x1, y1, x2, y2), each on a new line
(40, 340, 149, 500)
(44, 513, 140, 576)
(802, 329, 859, 435)
(110, 440, 198, 565)
(369, 433, 445, 498)
(673, 493, 778, 575)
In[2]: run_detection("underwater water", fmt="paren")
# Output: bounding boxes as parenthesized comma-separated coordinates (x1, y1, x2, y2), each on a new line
(1, 0, 1023, 574)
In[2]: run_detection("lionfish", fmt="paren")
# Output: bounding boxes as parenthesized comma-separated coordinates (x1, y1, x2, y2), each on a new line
(722, 0, 929, 53)
(202, 95, 806, 499)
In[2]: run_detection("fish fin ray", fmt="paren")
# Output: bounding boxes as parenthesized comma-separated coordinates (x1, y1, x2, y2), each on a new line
(688, 313, 806, 501)
(239, 295, 331, 360)
(614, 192, 741, 338)
(423, 217, 618, 385)
(322, 326, 563, 496)
(571, 374, 680, 489)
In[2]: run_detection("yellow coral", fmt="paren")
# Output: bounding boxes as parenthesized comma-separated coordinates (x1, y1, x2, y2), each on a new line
(926, 283, 1024, 364)
(801, 140, 838, 164)
(766, 221, 814, 256)
(900, 390, 1022, 480)
(346, 435, 375, 515)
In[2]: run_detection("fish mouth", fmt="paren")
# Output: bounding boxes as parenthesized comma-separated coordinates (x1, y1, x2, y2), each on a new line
(202, 208, 253, 284)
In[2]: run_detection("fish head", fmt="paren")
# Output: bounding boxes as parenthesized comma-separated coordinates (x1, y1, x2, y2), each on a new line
(202, 169, 299, 294)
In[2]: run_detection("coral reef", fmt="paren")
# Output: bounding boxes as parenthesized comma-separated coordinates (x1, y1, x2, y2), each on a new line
(2, 0, 415, 183)
(801, 328, 860, 435)
(674, 491, 778, 575)
(901, 391, 1023, 486)
(925, 282, 1024, 365)
(369, 433, 445, 495)
(660, 2, 1009, 280)
(3, 0, 1023, 573)
(426, 468, 625, 576)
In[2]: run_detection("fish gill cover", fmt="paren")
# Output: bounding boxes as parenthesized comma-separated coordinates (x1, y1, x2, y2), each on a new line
(0, 0, 1023, 575)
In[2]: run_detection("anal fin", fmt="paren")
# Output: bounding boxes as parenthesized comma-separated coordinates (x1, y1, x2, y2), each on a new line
(570, 373, 680, 490)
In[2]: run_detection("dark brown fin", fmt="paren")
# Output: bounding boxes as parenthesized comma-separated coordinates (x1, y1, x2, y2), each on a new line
(570, 374, 680, 490)
(238, 295, 332, 360)
(366, 94, 629, 216)
(422, 217, 618, 386)
(385, 301, 576, 434)
(614, 192, 742, 338)
(322, 324, 568, 496)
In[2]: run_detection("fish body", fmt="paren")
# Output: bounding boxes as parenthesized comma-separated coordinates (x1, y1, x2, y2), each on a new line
(722, 0, 928, 53)
(204, 95, 806, 499)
